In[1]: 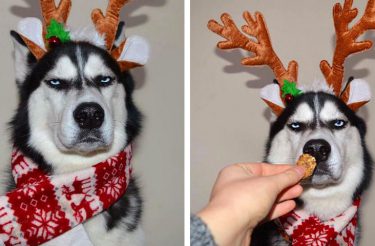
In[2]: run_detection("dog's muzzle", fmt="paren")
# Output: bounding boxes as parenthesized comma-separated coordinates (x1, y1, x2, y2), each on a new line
(303, 139, 331, 163)
(302, 139, 337, 186)
(73, 102, 105, 129)
(70, 102, 110, 152)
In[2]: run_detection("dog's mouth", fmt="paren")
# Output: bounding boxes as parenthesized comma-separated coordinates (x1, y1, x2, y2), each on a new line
(78, 131, 104, 143)
(56, 129, 112, 154)
(74, 131, 110, 153)
(301, 160, 341, 187)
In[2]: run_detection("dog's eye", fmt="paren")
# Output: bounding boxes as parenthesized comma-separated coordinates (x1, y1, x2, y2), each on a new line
(96, 76, 114, 86)
(290, 122, 300, 129)
(330, 119, 347, 129)
(45, 79, 68, 89)
(288, 122, 305, 132)
(100, 76, 112, 83)
(48, 79, 60, 85)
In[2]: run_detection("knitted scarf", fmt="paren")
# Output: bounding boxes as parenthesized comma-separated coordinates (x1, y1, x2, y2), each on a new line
(0, 145, 132, 246)
(276, 199, 360, 246)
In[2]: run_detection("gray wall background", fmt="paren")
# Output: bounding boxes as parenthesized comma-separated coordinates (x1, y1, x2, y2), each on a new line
(191, 0, 375, 245)
(0, 0, 183, 245)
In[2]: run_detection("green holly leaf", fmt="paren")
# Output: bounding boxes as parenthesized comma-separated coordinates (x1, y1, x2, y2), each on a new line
(46, 19, 70, 43)
(281, 80, 302, 98)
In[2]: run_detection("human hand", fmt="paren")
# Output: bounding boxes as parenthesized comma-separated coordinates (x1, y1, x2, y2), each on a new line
(197, 163, 305, 246)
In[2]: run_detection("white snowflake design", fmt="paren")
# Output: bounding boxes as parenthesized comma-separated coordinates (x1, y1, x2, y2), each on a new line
(29, 209, 60, 240)
(102, 177, 123, 198)
(304, 231, 329, 246)
(107, 155, 120, 165)
(20, 183, 38, 197)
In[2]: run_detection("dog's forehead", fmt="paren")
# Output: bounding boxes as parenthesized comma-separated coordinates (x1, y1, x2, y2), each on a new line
(290, 93, 347, 122)
(320, 100, 346, 121)
(84, 54, 113, 77)
(290, 102, 314, 122)
(46, 45, 115, 82)
(48, 55, 78, 79)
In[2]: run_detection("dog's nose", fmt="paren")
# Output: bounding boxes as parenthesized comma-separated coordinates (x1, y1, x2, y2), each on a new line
(73, 102, 104, 129)
(303, 139, 331, 162)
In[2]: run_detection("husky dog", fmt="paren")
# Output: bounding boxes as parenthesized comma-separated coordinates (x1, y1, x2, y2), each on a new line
(5, 25, 144, 245)
(250, 81, 373, 245)
(207, 0, 374, 244)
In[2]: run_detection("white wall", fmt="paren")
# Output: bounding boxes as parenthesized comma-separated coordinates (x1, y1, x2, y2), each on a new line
(191, 0, 375, 245)
(0, 0, 183, 245)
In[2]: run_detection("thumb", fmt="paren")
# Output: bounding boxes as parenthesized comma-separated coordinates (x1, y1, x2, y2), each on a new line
(269, 166, 305, 193)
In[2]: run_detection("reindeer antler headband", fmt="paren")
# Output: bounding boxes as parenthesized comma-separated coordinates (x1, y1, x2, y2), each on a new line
(16, 0, 149, 71)
(208, 0, 374, 115)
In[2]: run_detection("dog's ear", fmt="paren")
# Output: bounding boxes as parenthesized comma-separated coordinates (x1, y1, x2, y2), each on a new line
(10, 30, 36, 84)
(341, 78, 371, 111)
(260, 84, 285, 116)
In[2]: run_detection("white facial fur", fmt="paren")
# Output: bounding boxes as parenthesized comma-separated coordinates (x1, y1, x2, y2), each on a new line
(26, 52, 128, 174)
(267, 97, 364, 220)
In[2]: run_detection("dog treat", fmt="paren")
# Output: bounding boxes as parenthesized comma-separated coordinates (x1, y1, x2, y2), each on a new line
(296, 154, 317, 179)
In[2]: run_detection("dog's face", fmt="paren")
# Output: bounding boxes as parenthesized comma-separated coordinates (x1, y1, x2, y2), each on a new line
(267, 92, 366, 187)
(10, 32, 141, 172)
(32, 44, 124, 154)
(265, 91, 371, 218)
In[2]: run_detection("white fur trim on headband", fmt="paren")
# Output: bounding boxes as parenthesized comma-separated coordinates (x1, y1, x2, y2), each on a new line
(346, 79, 371, 105)
(118, 35, 150, 65)
(299, 79, 334, 94)
(260, 83, 285, 108)
(69, 26, 106, 48)
(17, 17, 46, 51)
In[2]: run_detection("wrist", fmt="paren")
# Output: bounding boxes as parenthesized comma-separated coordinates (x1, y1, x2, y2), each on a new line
(197, 203, 253, 246)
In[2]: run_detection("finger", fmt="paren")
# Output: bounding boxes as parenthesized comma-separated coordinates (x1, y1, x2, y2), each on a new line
(259, 163, 297, 176)
(277, 184, 303, 202)
(239, 229, 251, 246)
(269, 167, 305, 193)
(268, 200, 296, 220)
(235, 163, 294, 176)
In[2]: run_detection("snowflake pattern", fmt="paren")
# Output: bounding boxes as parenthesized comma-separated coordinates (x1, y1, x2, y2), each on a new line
(278, 200, 360, 246)
(102, 177, 124, 198)
(2, 146, 132, 245)
(20, 183, 38, 197)
(29, 209, 60, 240)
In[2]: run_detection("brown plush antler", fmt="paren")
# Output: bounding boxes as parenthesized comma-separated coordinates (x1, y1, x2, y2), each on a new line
(208, 11, 298, 88)
(19, 0, 72, 59)
(91, 0, 129, 50)
(320, 0, 375, 96)
(40, 0, 72, 26)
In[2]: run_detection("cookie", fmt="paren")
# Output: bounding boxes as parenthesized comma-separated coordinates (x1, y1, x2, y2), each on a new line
(296, 154, 317, 179)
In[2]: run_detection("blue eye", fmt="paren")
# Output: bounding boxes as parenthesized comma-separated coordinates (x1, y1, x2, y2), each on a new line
(95, 76, 114, 87)
(291, 122, 300, 129)
(48, 79, 61, 86)
(332, 119, 347, 129)
(45, 79, 68, 90)
(100, 76, 113, 84)
(288, 122, 305, 132)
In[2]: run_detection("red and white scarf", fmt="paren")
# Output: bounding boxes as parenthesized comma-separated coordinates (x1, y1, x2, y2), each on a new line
(277, 199, 360, 246)
(0, 145, 132, 246)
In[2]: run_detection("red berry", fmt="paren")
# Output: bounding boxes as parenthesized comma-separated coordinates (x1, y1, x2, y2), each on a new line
(284, 94, 294, 103)
(48, 36, 61, 47)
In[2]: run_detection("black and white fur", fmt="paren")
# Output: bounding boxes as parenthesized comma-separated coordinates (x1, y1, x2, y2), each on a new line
(4, 25, 144, 245)
(251, 82, 373, 245)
